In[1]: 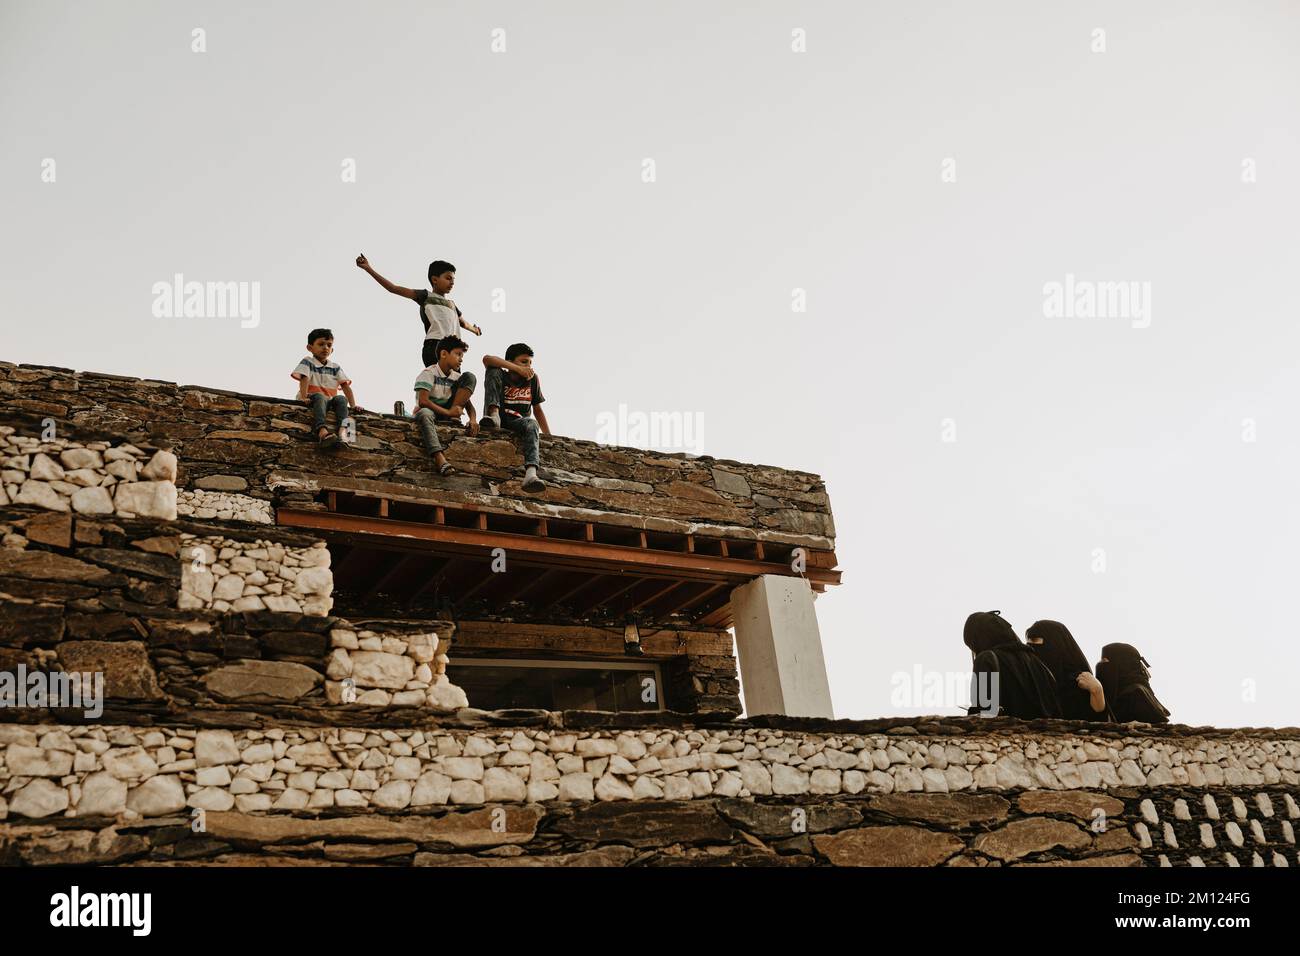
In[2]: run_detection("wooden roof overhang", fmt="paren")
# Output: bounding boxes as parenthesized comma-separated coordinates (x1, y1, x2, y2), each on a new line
(277, 489, 840, 629)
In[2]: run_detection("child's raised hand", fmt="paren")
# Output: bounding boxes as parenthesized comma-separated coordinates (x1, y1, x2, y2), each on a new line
(470, 323, 482, 336)
(355, 253, 368, 269)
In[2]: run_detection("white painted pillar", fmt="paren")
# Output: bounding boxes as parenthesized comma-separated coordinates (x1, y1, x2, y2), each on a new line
(730, 574, 833, 718)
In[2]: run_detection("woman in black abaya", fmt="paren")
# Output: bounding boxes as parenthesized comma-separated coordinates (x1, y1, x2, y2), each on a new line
(1095, 643, 1171, 724)
(1025, 619, 1111, 721)
(963, 610, 1061, 719)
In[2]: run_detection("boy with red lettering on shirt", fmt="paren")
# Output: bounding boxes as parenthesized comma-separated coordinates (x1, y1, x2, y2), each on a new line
(480, 343, 550, 493)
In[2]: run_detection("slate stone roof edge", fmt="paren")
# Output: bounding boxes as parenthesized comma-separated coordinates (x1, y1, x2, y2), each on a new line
(4, 361, 824, 480)
(4, 708, 1292, 741)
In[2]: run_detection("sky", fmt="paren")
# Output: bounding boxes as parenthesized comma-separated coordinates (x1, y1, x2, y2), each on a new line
(3, 1, 1299, 728)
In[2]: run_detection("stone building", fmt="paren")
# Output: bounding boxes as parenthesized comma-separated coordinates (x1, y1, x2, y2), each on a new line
(1, 360, 1297, 867)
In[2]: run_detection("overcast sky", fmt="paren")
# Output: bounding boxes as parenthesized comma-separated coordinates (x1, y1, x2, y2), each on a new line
(3, 1, 1299, 728)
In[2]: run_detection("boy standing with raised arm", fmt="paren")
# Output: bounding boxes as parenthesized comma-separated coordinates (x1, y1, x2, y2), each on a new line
(355, 253, 482, 369)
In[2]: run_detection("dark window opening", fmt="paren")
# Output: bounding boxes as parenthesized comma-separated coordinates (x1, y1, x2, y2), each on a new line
(447, 659, 663, 712)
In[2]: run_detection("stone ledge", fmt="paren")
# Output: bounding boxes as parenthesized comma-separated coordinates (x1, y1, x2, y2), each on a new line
(2, 790, 1291, 867)
(2, 723, 1296, 827)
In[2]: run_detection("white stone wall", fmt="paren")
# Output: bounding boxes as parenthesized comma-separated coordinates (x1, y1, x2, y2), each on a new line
(0, 428, 177, 520)
(324, 627, 466, 712)
(177, 489, 272, 524)
(178, 533, 333, 616)
(2, 724, 1296, 820)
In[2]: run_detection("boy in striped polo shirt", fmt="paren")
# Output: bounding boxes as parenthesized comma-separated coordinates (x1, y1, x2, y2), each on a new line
(292, 328, 361, 448)
(412, 336, 478, 476)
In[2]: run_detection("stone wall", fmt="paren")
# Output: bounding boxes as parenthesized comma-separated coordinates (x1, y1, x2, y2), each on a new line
(0, 505, 474, 722)
(1, 504, 738, 721)
(1, 717, 1296, 866)
(1, 363, 835, 549)
(177, 489, 272, 524)
(325, 626, 465, 711)
(1, 426, 177, 520)
(179, 532, 333, 615)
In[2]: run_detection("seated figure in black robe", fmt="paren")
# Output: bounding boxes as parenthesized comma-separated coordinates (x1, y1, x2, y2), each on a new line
(1096, 643, 1171, 724)
(964, 610, 1061, 719)
(1026, 620, 1111, 721)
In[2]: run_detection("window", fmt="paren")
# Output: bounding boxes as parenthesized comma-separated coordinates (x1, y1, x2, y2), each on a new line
(447, 658, 664, 712)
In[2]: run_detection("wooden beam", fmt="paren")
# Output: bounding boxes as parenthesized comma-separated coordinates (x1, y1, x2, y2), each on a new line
(574, 574, 645, 615)
(362, 552, 416, 600)
(542, 573, 603, 612)
(676, 581, 729, 613)
(453, 620, 732, 658)
(696, 606, 731, 628)
(331, 544, 369, 580)
(624, 579, 684, 614)
(658, 580, 722, 617)
(404, 556, 452, 608)
(277, 509, 841, 587)
(512, 567, 559, 602)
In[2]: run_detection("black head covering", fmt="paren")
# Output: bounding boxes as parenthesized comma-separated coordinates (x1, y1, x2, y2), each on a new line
(963, 610, 1020, 655)
(1027, 620, 1104, 720)
(1097, 642, 1149, 707)
(1095, 642, 1170, 723)
(963, 611, 1062, 719)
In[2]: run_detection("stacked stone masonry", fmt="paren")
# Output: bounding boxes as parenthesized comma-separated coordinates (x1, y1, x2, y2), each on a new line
(177, 489, 271, 524)
(325, 626, 467, 712)
(179, 533, 333, 616)
(0, 363, 835, 550)
(0, 718, 1296, 866)
(0, 505, 470, 720)
(1, 426, 178, 521)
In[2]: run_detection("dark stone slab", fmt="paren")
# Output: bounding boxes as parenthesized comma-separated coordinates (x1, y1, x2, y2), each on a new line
(79, 547, 178, 581)
(716, 799, 863, 837)
(868, 793, 1012, 829)
(553, 801, 735, 848)
(0, 602, 64, 645)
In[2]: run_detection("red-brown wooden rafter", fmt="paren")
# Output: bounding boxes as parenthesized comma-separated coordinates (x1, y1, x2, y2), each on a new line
(281, 490, 839, 626)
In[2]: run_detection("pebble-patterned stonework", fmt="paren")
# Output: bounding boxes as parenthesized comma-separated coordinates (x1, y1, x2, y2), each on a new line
(3, 725, 1297, 823)
(178, 533, 332, 616)
(177, 489, 272, 524)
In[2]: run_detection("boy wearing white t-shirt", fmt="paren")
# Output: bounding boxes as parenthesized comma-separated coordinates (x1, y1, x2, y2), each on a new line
(355, 253, 482, 369)
(412, 336, 479, 476)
